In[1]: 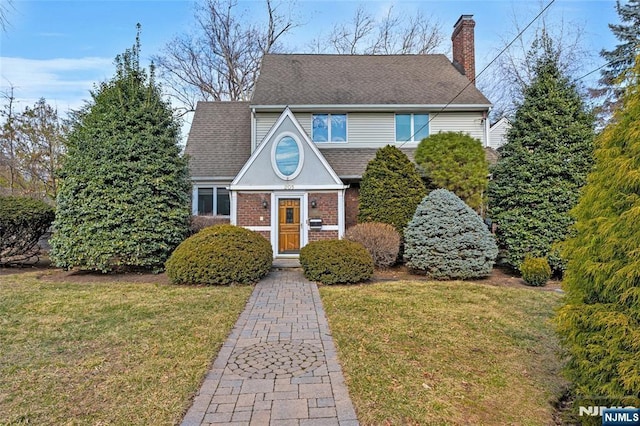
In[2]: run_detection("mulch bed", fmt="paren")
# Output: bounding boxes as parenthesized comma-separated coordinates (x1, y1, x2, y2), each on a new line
(1, 256, 562, 291)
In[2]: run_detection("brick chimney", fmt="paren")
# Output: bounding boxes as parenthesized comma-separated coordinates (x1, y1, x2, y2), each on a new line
(452, 15, 476, 85)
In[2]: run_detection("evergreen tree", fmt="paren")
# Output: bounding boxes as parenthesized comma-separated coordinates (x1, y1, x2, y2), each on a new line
(556, 56, 640, 414)
(487, 33, 594, 272)
(358, 145, 426, 234)
(414, 131, 488, 212)
(595, 0, 640, 118)
(404, 189, 497, 279)
(50, 27, 191, 272)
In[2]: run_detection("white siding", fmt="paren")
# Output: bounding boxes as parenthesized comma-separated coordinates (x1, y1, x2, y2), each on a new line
(345, 113, 396, 146)
(255, 112, 311, 148)
(255, 110, 488, 149)
(430, 112, 486, 143)
(255, 112, 281, 146)
(488, 117, 510, 149)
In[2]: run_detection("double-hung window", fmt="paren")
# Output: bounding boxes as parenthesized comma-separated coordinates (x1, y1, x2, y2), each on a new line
(197, 187, 230, 216)
(395, 113, 429, 142)
(312, 114, 347, 142)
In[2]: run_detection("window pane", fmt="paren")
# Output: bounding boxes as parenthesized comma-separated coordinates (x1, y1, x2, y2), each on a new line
(274, 136, 300, 176)
(395, 114, 411, 141)
(197, 188, 213, 215)
(414, 114, 429, 141)
(312, 114, 328, 142)
(216, 188, 230, 216)
(331, 114, 347, 142)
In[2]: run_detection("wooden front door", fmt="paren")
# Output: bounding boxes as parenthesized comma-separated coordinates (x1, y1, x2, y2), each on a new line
(278, 199, 301, 254)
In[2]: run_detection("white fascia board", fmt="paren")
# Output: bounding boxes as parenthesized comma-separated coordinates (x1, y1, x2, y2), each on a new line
(230, 184, 348, 191)
(250, 104, 493, 112)
(191, 176, 236, 182)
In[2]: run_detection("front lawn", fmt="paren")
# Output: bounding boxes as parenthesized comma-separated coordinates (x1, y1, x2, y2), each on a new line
(0, 272, 252, 425)
(320, 280, 566, 425)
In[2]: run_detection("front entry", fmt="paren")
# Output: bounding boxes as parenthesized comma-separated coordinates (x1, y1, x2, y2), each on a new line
(278, 198, 301, 254)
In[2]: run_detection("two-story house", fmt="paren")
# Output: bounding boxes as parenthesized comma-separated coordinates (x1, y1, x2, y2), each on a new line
(185, 14, 492, 258)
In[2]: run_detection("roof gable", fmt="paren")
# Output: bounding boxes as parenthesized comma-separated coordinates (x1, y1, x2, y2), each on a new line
(251, 54, 491, 106)
(231, 108, 344, 189)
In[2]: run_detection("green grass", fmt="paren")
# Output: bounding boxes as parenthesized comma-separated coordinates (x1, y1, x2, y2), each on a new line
(0, 272, 252, 425)
(320, 280, 566, 425)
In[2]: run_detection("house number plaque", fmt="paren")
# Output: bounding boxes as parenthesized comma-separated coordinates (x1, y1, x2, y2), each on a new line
(284, 184, 294, 190)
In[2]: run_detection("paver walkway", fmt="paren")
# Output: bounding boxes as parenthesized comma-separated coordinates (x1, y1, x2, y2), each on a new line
(181, 269, 359, 426)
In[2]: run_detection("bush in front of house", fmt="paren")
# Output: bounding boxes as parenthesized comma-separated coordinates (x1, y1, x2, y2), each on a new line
(0, 195, 55, 265)
(519, 256, 551, 286)
(345, 222, 400, 268)
(299, 240, 374, 285)
(165, 224, 272, 285)
(414, 131, 489, 212)
(189, 215, 229, 234)
(358, 145, 426, 235)
(404, 189, 498, 279)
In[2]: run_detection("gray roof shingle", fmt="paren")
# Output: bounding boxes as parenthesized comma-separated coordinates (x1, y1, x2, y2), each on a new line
(320, 148, 417, 179)
(185, 101, 251, 179)
(252, 54, 491, 106)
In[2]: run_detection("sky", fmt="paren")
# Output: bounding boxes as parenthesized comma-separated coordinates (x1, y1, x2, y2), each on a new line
(0, 0, 622, 136)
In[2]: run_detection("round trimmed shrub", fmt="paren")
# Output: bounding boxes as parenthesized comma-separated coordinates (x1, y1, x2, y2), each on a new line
(345, 222, 400, 268)
(299, 240, 374, 285)
(165, 224, 272, 285)
(520, 256, 551, 286)
(404, 189, 498, 279)
(0, 195, 55, 265)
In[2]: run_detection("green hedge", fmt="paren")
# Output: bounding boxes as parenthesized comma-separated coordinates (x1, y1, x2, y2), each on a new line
(299, 239, 373, 285)
(0, 196, 55, 265)
(165, 225, 272, 285)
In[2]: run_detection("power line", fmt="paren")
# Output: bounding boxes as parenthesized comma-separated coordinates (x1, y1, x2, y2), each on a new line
(398, 0, 556, 148)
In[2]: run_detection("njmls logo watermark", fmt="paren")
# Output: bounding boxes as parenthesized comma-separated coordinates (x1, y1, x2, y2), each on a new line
(601, 408, 640, 425)
(577, 397, 640, 425)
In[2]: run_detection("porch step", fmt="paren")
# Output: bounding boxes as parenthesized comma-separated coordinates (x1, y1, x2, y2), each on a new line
(272, 258, 301, 269)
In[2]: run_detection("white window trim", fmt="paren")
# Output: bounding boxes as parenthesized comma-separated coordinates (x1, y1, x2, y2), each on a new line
(192, 185, 231, 217)
(395, 113, 429, 143)
(311, 113, 348, 144)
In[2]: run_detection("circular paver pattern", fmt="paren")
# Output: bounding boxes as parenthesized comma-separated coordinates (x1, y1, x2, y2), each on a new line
(228, 342, 325, 379)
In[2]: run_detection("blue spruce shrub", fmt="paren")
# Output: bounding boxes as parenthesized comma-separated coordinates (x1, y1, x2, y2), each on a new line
(404, 189, 498, 279)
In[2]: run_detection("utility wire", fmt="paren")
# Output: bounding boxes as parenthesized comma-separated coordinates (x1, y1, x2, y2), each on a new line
(398, 0, 556, 148)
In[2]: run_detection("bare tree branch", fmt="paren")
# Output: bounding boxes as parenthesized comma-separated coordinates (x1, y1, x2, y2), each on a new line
(327, 5, 443, 55)
(479, 3, 592, 119)
(153, 0, 297, 111)
(0, 0, 13, 32)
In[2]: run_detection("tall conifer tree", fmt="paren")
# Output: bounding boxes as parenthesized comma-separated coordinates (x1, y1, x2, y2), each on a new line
(556, 57, 640, 411)
(594, 0, 640, 118)
(50, 27, 190, 272)
(488, 33, 594, 272)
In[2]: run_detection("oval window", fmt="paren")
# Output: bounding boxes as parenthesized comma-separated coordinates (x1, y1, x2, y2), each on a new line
(274, 136, 300, 177)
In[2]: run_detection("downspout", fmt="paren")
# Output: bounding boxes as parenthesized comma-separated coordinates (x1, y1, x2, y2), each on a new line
(251, 107, 256, 152)
(483, 107, 491, 148)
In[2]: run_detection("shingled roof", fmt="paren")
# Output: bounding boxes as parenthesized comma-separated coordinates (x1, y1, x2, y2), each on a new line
(320, 148, 417, 179)
(185, 101, 251, 179)
(251, 54, 491, 106)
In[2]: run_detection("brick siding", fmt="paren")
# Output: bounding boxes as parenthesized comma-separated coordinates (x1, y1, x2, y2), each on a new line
(308, 230, 339, 242)
(237, 192, 271, 227)
(344, 186, 359, 230)
(307, 192, 338, 226)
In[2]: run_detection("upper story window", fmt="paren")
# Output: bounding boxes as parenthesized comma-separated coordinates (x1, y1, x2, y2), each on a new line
(312, 114, 347, 143)
(395, 113, 429, 142)
(197, 187, 230, 216)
